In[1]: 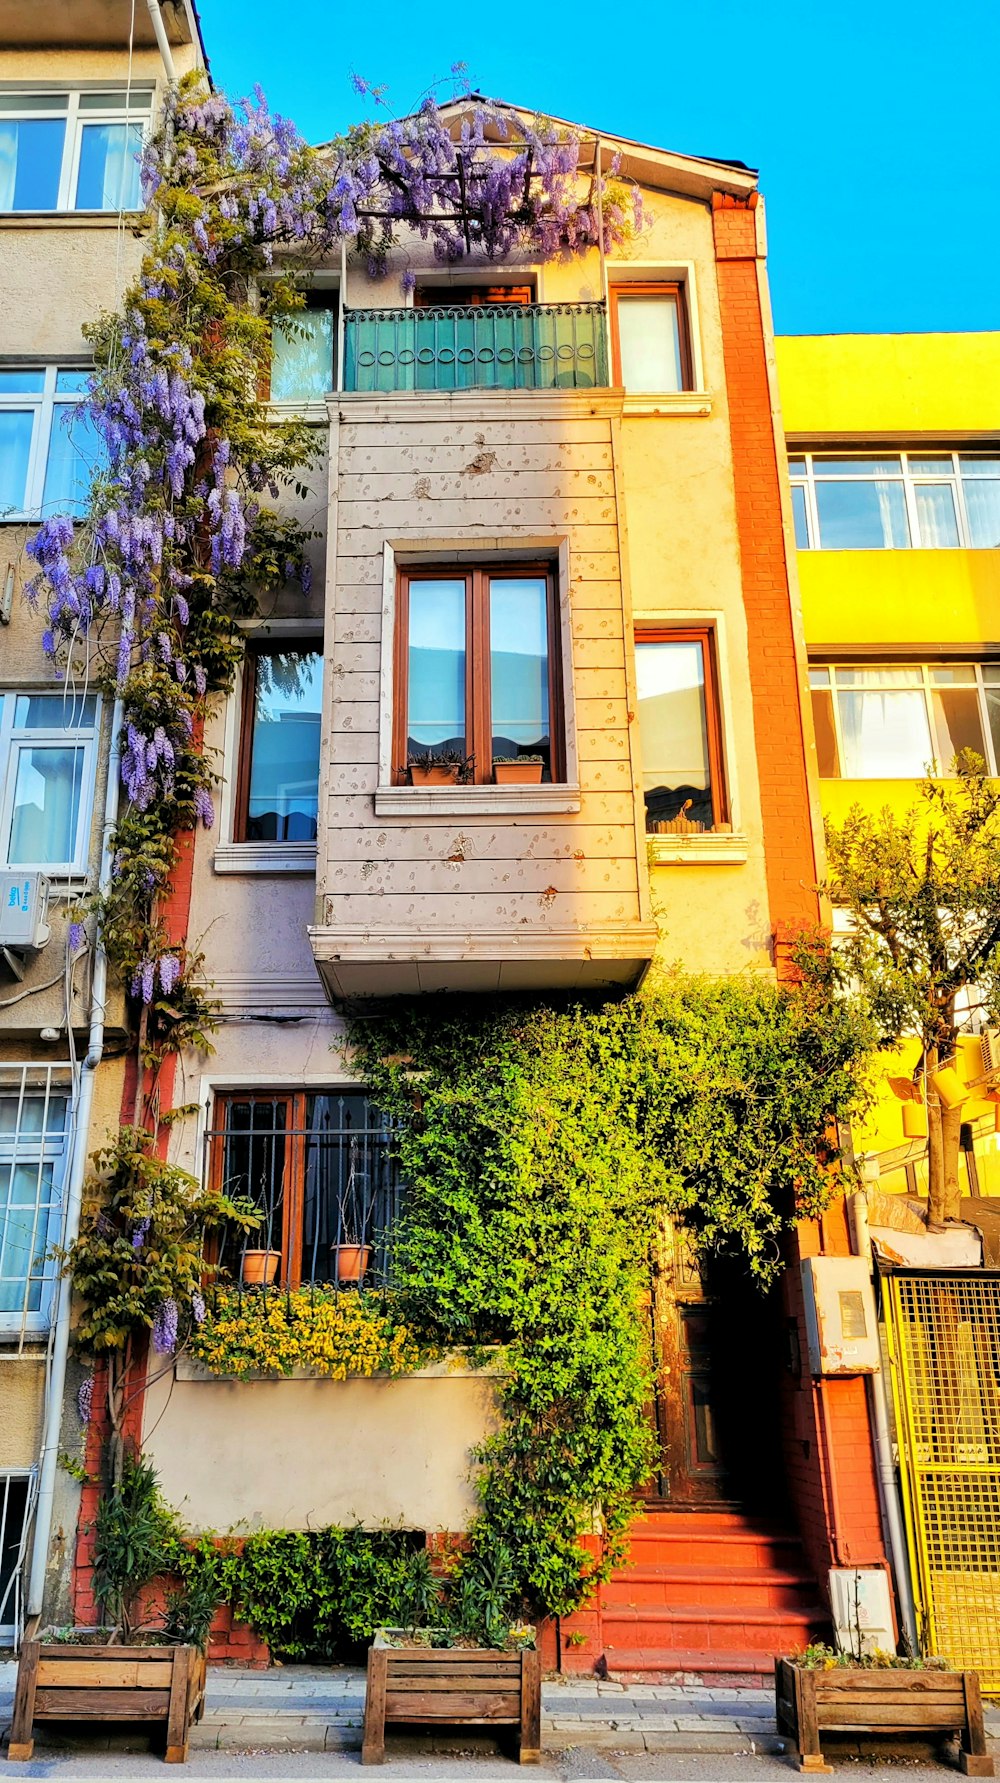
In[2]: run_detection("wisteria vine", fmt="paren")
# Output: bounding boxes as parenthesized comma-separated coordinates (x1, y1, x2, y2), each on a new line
(26, 71, 643, 1112)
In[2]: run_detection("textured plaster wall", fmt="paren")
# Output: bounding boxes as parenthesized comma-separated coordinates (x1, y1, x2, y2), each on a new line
(142, 1365, 498, 1532)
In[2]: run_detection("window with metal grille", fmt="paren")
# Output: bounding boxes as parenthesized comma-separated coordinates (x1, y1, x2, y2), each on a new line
(0, 1471, 33, 1646)
(206, 1091, 402, 1289)
(0, 1069, 70, 1334)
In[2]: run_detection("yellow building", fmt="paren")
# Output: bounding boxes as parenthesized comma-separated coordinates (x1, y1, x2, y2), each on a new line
(776, 332, 1000, 1194)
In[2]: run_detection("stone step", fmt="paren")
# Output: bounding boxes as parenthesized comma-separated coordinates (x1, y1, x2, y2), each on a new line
(601, 1564, 818, 1611)
(602, 1646, 778, 1686)
(601, 1600, 828, 1656)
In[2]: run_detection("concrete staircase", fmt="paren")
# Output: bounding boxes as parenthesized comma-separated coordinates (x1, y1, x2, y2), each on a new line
(560, 1509, 829, 1685)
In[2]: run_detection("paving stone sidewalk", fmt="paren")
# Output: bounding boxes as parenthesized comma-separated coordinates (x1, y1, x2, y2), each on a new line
(2, 1662, 999, 1758)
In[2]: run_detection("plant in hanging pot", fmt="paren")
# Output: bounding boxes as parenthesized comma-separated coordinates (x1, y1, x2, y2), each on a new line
(241, 1247, 281, 1286)
(331, 1239, 372, 1285)
(493, 754, 544, 785)
(406, 748, 472, 787)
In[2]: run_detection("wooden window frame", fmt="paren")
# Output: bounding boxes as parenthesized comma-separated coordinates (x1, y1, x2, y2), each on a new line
(233, 640, 322, 844)
(634, 626, 728, 828)
(609, 283, 693, 392)
(412, 283, 535, 308)
(392, 562, 564, 786)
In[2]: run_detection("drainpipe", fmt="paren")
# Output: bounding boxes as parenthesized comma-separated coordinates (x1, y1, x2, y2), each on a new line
(144, 0, 176, 82)
(851, 1191, 920, 1651)
(27, 700, 123, 1622)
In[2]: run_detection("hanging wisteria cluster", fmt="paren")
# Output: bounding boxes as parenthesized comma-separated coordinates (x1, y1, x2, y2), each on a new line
(25, 69, 642, 1084)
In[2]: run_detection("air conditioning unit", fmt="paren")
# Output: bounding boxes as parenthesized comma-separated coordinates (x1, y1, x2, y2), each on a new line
(981, 1027, 1000, 1075)
(0, 873, 51, 951)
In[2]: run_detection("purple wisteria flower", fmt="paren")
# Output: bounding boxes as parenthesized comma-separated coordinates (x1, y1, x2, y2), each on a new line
(131, 1217, 151, 1251)
(77, 1373, 94, 1424)
(191, 1291, 206, 1326)
(152, 1298, 179, 1353)
(68, 920, 86, 952)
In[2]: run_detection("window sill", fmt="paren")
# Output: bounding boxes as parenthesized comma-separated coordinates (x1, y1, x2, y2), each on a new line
(213, 842, 318, 875)
(623, 391, 712, 417)
(374, 783, 582, 817)
(648, 831, 749, 864)
(0, 211, 142, 227)
(266, 399, 329, 423)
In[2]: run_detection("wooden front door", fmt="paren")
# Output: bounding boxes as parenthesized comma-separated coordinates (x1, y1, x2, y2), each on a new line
(644, 1224, 787, 1508)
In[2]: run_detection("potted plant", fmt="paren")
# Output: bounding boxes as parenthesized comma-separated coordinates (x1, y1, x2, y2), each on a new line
(331, 1240, 372, 1285)
(405, 749, 471, 787)
(775, 1646, 993, 1776)
(240, 1247, 281, 1286)
(493, 755, 544, 785)
(361, 1544, 540, 1766)
(8, 1456, 215, 1765)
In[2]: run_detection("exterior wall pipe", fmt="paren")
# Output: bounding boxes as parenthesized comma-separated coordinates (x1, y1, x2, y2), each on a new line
(26, 699, 124, 1621)
(851, 1190, 920, 1651)
(145, 0, 177, 82)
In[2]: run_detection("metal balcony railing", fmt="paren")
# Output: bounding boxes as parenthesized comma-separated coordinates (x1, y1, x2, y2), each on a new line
(343, 302, 608, 394)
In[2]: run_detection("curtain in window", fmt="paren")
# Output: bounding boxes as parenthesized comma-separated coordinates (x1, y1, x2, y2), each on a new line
(913, 484, 960, 547)
(0, 1163, 51, 1313)
(839, 690, 932, 777)
(0, 119, 64, 210)
(964, 480, 1000, 549)
(7, 745, 84, 865)
(75, 122, 141, 210)
(41, 404, 102, 517)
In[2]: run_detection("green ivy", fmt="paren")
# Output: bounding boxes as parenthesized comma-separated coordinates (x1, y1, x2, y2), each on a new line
(350, 954, 876, 1617)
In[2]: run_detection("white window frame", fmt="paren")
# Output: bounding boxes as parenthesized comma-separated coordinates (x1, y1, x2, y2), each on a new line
(0, 689, 100, 875)
(809, 661, 1000, 779)
(0, 1068, 71, 1338)
(789, 451, 1000, 551)
(0, 365, 96, 522)
(0, 88, 152, 214)
(0, 1469, 35, 1647)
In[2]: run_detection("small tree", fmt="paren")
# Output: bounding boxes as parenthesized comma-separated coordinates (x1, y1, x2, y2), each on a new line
(824, 756, 1000, 1227)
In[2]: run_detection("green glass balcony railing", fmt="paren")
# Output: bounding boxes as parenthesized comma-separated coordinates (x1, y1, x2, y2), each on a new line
(343, 302, 608, 394)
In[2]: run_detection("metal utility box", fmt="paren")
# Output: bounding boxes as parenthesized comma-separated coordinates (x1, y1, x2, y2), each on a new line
(0, 873, 51, 950)
(800, 1255, 880, 1375)
(828, 1566, 896, 1656)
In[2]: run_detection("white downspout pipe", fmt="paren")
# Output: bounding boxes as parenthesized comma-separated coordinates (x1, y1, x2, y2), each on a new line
(144, 0, 176, 82)
(852, 1190, 920, 1651)
(27, 700, 123, 1621)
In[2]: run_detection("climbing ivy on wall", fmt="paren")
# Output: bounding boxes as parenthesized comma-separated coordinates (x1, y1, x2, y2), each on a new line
(351, 951, 876, 1616)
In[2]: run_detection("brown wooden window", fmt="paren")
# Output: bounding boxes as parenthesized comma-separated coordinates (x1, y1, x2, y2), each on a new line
(413, 284, 534, 307)
(634, 628, 727, 833)
(393, 563, 563, 784)
(234, 644, 323, 842)
(206, 1091, 401, 1290)
(609, 283, 692, 393)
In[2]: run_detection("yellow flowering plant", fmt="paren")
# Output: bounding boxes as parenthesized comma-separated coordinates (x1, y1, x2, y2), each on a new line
(190, 1286, 423, 1380)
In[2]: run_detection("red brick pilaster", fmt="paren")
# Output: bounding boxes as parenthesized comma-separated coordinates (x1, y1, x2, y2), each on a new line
(712, 192, 820, 972)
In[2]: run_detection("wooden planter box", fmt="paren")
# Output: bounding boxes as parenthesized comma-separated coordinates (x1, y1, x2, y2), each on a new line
(775, 1658, 994, 1775)
(8, 1640, 207, 1764)
(362, 1637, 540, 1766)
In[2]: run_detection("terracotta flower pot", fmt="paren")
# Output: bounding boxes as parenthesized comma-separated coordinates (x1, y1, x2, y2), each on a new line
(241, 1248, 280, 1286)
(493, 760, 543, 785)
(333, 1243, 371, 1285)
(409, 764, 460, 786)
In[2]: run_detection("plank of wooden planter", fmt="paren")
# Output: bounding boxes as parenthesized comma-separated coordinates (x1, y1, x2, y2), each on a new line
(520, 1648, 541, 1765)
(819, 1704, 967, 1729)
(385, 1692, 520, 1721)
(33, 1687, 171, 1719)
(7, 1638, 40, 1761)
(816, 1673, 964, 1696)
(386, 1668, 516, 1683)
(362, 1646, 389, 1766)
(41, 1645, 164, 1661)
(386, 1651, 520, 1665)
(35, 1659, 174, 1688)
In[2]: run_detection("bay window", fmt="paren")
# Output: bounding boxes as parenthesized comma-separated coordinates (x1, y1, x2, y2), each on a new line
(790, 454, 1000, 550)
(393, 564, 561, 783)
(635, 629, 727, 832)
(234, 645, 323, 842)
(207, 1091, 401, 1289)
(0, 368, 102, 520)
(610, 284, 691, 393)
(0, 692, 99, 873)
(0, 89, 150, 213)
(809, 662, 1000, 778)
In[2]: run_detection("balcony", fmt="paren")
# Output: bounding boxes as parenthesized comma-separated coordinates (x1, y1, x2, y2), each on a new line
(342, 302, 608, 395)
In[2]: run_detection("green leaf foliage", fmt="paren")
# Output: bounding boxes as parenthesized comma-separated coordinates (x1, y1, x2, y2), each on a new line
(350, 957, 875, 1615)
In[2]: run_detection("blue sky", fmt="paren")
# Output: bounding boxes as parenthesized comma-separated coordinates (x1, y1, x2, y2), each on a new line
(196, 0, 999, 336)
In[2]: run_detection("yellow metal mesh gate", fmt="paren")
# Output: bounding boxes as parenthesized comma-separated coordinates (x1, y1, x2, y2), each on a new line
(885, 1270, 1000, 1694)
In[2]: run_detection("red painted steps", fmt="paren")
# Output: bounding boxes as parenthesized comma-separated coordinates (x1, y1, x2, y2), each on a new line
(559, 1509, 830, 1686)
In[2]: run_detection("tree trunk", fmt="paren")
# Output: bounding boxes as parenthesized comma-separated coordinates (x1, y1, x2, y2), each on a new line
(926, 1045, 947, 1229)
(941, 1104, 964, 1222)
